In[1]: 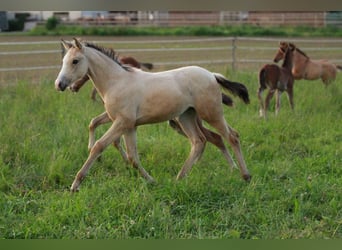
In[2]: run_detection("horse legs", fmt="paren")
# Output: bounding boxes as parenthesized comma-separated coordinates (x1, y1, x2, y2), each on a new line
(70, 120, 126, 191)
(169, 119, 236, 169)
(88, 112, 128, 163)
(275, 90, 281, 115)
(123, 129, 155, 183)
(176, 109, 206, 180)
(265, 89, 275, 118)
(90, 87, 98, 101)
(257, 86, 266, 118)
(208, 118, 251, 181)
(88, 112, 111, 150)
(196, 118, 237, 170)
(286, 85, 295, 111)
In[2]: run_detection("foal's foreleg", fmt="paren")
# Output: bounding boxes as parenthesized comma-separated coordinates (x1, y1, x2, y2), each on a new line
(286, 86, 295, 111)
(90, 87, 98, 101)
(88, 112, 128, 163)
(88, 112, 111, 150)
(71, 121, 124, 192)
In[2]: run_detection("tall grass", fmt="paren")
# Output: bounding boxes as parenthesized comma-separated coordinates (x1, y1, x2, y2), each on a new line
(0, 72, 341, 239)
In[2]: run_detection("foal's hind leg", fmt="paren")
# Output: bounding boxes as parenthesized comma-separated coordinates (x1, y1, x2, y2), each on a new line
(209, 118, 251, 181)
(257, 86, 266, 118)
(169, 119, 236, 169)
(176, 109, 206, 180)
(265, 89, 275, 118)
(123, 128, 155, 183)
(196, 118, 237, 170)
(275, 90, 281, 115)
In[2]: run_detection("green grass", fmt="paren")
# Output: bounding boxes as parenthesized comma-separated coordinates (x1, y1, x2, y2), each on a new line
(0, 72, 341, 239)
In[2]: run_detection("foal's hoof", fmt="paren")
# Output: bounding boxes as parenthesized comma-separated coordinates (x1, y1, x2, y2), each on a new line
(70, 187, 79, 193)
(243, 174, 252, 182)
(70, 181, 81, 192)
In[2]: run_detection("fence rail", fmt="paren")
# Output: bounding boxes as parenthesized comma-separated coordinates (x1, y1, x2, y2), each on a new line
(1, 37, 342, 83)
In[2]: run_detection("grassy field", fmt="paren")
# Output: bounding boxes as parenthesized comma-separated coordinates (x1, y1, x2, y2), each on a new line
(0, 36, 341, 239)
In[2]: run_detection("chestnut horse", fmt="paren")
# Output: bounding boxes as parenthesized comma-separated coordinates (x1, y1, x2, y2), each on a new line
(55, 38, 251, 191)
(257, 42, 294, 118)
(275, 42, 342, 86)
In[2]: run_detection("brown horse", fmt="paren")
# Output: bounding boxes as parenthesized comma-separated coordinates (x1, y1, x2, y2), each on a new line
(275, 42, 342, 86)
(257, 42, 294, 118)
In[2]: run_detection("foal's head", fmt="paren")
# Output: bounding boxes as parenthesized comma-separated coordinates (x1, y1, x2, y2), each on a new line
(55, 38, 89, 91)
(273, 41, 297, 63)
(273, 42, 288, 63)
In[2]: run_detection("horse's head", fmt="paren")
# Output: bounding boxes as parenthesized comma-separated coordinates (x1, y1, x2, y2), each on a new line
(55, 38, 89, 91)
(273, 42, 290, 63)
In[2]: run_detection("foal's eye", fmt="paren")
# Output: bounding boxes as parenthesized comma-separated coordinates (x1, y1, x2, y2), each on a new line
(72, 59, 79, 65)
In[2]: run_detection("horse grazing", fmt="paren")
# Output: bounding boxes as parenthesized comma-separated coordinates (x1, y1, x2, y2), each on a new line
(257, 42, 294, 118)
(275, 42, 342, 86)
(55, 38, 251, 191)
(61, 41, 154, 101)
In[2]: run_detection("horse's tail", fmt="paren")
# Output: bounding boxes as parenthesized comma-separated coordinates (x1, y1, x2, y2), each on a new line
(140, 62, 154, 70)
(259, 67, 267, 89)
(336, 64, 342, 71)
(214, 73, 250, 104)
(221, 93, 234, 107)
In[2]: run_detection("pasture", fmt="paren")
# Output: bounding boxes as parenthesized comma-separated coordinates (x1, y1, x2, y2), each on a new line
(0, 36, 341, 239)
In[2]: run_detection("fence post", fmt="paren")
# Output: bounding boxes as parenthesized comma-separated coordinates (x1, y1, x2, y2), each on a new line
(231, 37, 237, 72)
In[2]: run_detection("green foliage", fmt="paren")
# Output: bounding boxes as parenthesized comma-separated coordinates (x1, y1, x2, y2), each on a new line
(28, 25, 342, 37)
(1, 72, 341, 239)
(45, 16, 59, 30)
(7, 14, 29, 31)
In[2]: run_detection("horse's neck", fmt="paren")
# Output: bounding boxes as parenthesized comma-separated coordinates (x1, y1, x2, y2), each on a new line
(85, 48, 126, 95)
(293, 49, 309, 69)
(282, 50, 293, 70)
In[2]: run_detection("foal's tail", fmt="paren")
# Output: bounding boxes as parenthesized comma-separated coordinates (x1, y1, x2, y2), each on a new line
(214, 73, 250, 104)
(140, 62, 154, 70)
(336, 65, 342, 71)
(258, 67, 267, 90)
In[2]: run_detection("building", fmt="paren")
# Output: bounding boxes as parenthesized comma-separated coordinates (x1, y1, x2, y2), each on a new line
(4, 11, 342, 29)
(0, 11, 8, 31)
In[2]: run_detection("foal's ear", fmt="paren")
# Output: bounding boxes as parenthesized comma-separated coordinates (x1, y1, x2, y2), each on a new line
(61, 39, 72, 50)
(279, 41, 288, 47)
(289, 42, 296, 50)
(73, 37, 83, 50)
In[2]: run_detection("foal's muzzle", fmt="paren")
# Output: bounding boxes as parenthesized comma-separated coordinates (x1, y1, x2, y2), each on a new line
(55, 79, 68, 91)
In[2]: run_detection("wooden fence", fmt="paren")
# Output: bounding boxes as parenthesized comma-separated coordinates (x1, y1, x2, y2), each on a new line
(1, 37, 342, 84)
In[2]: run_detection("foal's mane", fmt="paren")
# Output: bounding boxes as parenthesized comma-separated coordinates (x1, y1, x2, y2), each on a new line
(83, 42, 133, 72)
(281, 46, 293, 69)
(294, 46, 309, 59)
